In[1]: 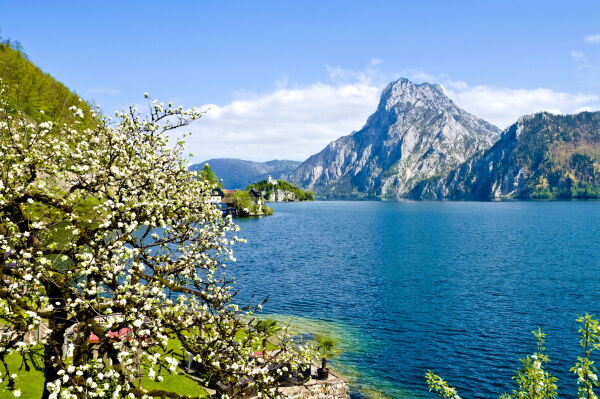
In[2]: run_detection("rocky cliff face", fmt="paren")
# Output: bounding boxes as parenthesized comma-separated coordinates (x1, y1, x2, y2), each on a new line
(409, 112, 600, 200)
(265, 188, 296, 202)
(288, 78, 501, 199)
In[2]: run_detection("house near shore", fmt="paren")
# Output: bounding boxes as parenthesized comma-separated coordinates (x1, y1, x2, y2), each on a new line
(219, 189, 268, 216)
(216, 189, 236, 216)
(248, 189, 264, 213)
(209, 187, 225, 203)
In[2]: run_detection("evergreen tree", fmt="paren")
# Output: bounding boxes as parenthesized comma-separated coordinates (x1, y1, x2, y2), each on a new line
(198, 163, 221, 187)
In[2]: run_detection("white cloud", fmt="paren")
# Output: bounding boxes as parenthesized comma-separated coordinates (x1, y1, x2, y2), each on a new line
(186, 81, 380, 162)
(571, 50, 593, 71)
(180, 64, 599, 163)
(325, 58, 387, 85)
(570, 49, 600, 79)
(584, 33, 600, 43)
(571, 50, 589, 63)
(445, 85, 598, 128)
(403, 71, 599, 127)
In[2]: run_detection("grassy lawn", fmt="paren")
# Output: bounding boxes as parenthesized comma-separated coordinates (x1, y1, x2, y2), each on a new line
(140, 375, 209, 398)
(1, 341, 209, 399)
(0, 317, 283, 398)
(2, 350, 44, 398)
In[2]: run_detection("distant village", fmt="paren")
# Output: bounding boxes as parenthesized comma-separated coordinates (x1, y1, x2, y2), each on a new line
(208, 186, 265, 217)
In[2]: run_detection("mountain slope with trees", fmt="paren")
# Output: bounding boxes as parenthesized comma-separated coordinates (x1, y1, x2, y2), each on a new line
(410, 111, 600, 200)
(0, 39, 95, 126)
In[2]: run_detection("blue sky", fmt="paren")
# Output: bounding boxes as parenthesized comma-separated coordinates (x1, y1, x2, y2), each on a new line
(3, 1, 600, 161)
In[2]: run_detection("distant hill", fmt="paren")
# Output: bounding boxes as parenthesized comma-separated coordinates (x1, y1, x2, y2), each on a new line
(410, 111, 600, 200)
(0, 41, 94, 125)
(190, 159, 301, 189)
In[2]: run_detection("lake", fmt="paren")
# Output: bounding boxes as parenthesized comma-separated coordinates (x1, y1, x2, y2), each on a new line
(232, 201, 600, 398)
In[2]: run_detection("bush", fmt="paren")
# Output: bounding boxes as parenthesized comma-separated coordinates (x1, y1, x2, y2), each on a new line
(426, 315, 600, 399)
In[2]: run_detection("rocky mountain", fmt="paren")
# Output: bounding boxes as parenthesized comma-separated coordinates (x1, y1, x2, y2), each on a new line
(288, 78, 501, 199)
(190, 158, 301, 189)
(409, 111, 600, 200)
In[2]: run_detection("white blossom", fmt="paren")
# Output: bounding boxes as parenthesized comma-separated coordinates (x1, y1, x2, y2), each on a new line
(0, 87, 315, 398)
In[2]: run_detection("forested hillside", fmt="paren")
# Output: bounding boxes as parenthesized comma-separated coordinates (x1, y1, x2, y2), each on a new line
(0, 39, 94, 126)
(410, 112, 600, 200)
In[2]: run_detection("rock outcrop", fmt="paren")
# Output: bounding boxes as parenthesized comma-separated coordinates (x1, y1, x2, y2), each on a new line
(266, 188, 297, 202)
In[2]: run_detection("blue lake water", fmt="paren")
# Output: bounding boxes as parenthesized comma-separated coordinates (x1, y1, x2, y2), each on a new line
(232, 201, 600, 398)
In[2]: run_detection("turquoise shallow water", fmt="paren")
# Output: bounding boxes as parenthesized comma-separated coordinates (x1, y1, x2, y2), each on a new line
(232, 201, 600, 398)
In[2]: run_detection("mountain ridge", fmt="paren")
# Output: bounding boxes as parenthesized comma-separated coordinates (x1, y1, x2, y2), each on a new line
(409, 111, 600, 200)
(288, 78, 501, 198)
(190, 158, 301, 189)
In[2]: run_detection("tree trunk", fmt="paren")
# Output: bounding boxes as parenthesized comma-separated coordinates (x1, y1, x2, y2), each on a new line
(321, 357, 327, 370)
(41, 282, 71, 399)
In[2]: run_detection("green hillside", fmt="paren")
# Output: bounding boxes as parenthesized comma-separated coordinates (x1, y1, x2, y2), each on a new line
(514, 112, 600, 199)
(0, 40, 94, 125)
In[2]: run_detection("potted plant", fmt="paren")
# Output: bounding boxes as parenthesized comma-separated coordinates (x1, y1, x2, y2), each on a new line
(315, 334, 342, 380)
(255, 319, 280, 356)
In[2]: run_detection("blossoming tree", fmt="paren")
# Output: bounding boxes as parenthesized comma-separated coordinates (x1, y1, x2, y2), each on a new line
(0, 87, 313, 399)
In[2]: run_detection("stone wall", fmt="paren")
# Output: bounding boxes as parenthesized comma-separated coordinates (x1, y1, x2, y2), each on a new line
(279, 366, 350, 399)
